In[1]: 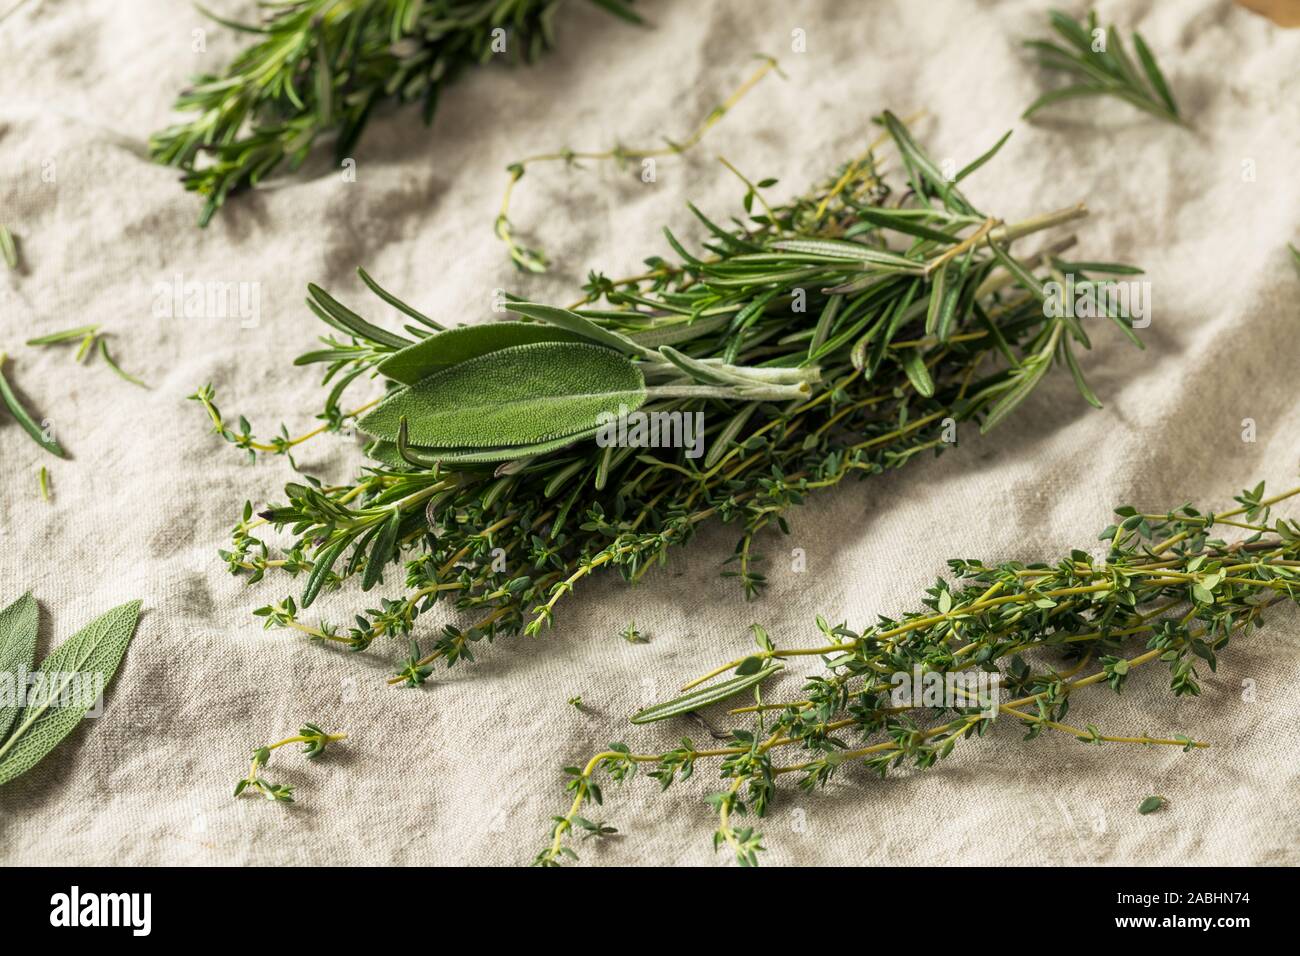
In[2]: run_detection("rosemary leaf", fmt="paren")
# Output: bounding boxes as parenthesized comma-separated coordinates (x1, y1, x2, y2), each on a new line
(0, 352, 65, 459)
(0, 593, 39, 742)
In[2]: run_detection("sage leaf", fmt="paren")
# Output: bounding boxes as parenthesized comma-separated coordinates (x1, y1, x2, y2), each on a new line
(0, 355, 66, 458)
(630, 663, 782, 724)
(368, 424, 605, 468)
(358, 342, 646, 449)
(0, 593, 38, 742)
(376, 323, 584, 385)
(0, 599, 142, 786)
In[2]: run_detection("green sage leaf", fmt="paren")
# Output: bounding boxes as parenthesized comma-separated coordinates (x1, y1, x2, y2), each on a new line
(0, 599, 142, 786)
(358, 342, 646, 449)
(0, 593, 39, 742)
(376, 323, 584, 385)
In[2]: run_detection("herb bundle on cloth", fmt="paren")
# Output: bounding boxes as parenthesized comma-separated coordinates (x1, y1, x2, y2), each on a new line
(196, 112, 1143, 685)
(3, 0, 1296, 867)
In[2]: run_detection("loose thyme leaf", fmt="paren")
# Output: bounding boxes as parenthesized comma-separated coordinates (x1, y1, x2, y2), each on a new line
(0, 599, 142, 786)
(1138, 795, 1167, 815)
(0, 593, 39, 742)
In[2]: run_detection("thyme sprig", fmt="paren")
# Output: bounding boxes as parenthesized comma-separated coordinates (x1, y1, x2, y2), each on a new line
(151, 0, 640, 226)
(496, 55, 782, 272)
(234, 722, 347, 803)
(200, 112, 1142, 688)
(1024, 9, 1183, 125)
(539, 481, 1300, 866)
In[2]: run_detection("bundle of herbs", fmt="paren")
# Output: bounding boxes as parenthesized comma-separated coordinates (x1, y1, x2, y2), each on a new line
(194, 111, 1144, 685)
(151, 0, 641, 226)
(539, 481, 1300, 866)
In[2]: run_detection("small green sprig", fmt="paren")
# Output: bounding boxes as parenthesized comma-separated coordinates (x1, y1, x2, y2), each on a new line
(234, 722, 347, 803)
(619, 621, 648, 644)
(539, 480, 1300, 866)
(1024, 9, 1184, 126)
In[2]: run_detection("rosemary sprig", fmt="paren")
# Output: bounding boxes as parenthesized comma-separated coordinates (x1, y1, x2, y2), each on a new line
(151, 0, 640, 226)
(496, 55, 782, 272)
(234, 722, 347, 803)
(539, 481, 1300, 866)
(199, 112, 1142, 689)
(1024, 9, 1184, 126)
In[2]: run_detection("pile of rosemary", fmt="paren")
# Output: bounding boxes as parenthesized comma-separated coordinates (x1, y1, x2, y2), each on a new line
(195, 111, 1143, 685)
(151, 0, 640, 225)
(538, 481, 1300, 865)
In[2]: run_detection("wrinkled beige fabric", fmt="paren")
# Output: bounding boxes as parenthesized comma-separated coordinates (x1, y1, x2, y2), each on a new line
(1, 0, 1297, 865)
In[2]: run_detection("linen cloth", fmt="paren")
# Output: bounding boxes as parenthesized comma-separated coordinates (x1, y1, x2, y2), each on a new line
(1, 0, 1297, 866)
